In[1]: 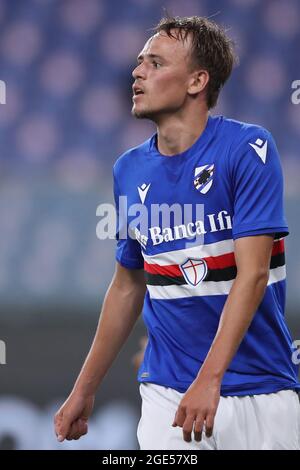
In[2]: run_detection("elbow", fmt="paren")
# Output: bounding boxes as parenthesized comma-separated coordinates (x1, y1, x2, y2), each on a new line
(237, 267, 269, 289)
(256, 269, 269, 290)
(254, 266, 269, 285)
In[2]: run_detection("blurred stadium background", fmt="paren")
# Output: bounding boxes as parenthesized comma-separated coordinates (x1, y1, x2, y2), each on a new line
(0, 0, 299, 450)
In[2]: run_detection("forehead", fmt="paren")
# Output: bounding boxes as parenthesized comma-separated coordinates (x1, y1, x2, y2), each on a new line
(138, 31, 192, 63)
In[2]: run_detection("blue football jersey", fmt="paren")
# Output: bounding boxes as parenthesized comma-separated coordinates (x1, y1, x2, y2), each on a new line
(113, 114, 300, 396)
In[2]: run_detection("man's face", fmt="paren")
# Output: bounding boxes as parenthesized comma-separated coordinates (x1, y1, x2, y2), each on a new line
(132, 31, 194, 120)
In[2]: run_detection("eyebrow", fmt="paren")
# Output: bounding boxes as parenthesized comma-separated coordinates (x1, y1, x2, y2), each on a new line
(137, 53, 165, 62)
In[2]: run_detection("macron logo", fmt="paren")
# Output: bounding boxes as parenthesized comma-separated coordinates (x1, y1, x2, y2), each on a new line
(249, 138, 268, 164)
(138, 183, 151, 204)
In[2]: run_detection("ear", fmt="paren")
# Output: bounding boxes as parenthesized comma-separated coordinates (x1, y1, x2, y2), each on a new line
(187, 69, 209, 96)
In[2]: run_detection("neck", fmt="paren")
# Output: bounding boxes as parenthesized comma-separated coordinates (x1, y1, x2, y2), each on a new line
(155, 108, 209, 156)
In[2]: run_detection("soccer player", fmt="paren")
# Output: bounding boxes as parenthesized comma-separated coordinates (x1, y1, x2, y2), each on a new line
(54, 16, 300, 450)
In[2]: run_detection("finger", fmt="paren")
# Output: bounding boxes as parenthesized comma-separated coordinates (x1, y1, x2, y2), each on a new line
(54, 412, 62, 437)
(193, 417, 204, 442)
(54, 412, 69, 442)
(204, 414, 215, 438)
(172, 405, 186, 427)
(68, 420, 87, 440)
(67, 419, 88, 441)
(182, 414, 195, 443)
(56, 413, 73, 442)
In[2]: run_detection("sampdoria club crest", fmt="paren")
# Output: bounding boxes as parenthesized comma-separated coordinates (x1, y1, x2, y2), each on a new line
(180, 258, 208, 287)
(194, 164, 215, 194)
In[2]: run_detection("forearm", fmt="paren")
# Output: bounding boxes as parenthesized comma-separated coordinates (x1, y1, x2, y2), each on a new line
(196, 271, 268, 384)
(72, 276, 146, 397)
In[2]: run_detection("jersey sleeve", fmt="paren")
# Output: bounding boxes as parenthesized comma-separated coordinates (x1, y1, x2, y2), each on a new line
(113, 166, 144, 269)
(230, 129, 289, 240)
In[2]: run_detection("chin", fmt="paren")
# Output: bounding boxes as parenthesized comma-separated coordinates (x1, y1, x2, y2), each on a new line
(132, 107, 150, 119)
(132, 106, 158, 120)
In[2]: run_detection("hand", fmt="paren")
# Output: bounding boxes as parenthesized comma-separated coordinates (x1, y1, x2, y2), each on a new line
(172, 377, 220, 443)
(54, 392, 95, 442)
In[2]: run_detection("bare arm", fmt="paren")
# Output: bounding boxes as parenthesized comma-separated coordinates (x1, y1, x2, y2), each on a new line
(173, 234, 274, 442)
(73, 262, 146, 396)
(196, 234, 273, 382)
(54, 262, 146, 441)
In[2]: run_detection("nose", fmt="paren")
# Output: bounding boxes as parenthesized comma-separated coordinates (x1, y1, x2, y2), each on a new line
(132, 62, 146, 80)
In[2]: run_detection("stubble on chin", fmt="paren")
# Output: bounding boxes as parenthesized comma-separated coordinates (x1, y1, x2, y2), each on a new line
(131, 107, 150, 119)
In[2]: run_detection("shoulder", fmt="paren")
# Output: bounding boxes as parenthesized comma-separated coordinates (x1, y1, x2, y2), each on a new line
(217, 116, 279, 173)
(218, 116, 273, 149)
(113, 137, 152, 179)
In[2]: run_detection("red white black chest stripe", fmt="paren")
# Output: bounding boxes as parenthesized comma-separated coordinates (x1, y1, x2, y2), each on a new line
(142, 238, 286, 300)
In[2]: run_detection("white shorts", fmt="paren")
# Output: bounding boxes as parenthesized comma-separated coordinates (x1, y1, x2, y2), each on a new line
(137, 383, 300, 450)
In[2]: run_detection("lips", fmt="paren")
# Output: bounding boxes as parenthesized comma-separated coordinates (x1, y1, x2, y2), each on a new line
(133, 84, 145, 96)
